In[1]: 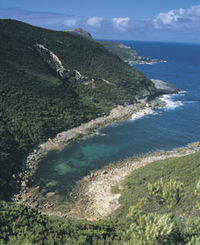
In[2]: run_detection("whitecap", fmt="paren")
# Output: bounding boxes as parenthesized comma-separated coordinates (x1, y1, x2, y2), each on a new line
(95, 131, 107, 137)
(178, 90, 187, 94)
(160, 94, 183, 110)
(131, 108, 157, 121)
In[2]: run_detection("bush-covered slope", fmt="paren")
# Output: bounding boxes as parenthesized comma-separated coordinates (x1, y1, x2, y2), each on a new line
(0, 19, 157, 199)
(114, 151, 200, 220)
(0, 201, 120, 244)
(99, 41, 138, 62)
(1, 151, 200, 244)
(99, 40, 161, 64)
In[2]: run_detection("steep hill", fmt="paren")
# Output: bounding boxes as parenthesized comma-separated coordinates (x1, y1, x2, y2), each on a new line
(0, 19, 159, 199)
(63, 28, 161, 64)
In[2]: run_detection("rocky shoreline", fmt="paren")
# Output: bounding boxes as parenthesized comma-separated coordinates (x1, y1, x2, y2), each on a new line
(13, 80, 180, 220)
(14, 97, 165, 194)
(66, 144, 200, 220)
(126, 57, 166, 65)
(14, 142, 200, 221)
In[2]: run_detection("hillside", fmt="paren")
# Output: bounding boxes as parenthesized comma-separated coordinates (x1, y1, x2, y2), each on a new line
(99, 41, 162, 64)
(115, 149, 200, 220)
(1, 149, 200, 244)
(0, 19, 160, 200)
(63, 28, 161, 64)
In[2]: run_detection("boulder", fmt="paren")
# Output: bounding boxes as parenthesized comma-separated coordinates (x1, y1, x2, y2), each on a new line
(46, 192, 56, 198)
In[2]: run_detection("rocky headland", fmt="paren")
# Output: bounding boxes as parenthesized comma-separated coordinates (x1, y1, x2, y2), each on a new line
(98, 41, 164, 65)
(151, 79, 179, 94)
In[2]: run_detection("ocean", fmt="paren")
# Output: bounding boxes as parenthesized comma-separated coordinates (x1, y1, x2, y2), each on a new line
(32, 41, 200, 194)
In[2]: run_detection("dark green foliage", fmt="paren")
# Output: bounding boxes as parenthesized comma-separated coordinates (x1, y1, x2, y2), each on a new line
(0, 201, 120, 244)
(1, 153, 200, 244)
(99, 41, 138, 62)
(0, 19, 155, 199)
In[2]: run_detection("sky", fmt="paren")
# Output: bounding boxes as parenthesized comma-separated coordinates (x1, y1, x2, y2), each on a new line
(1, 0, 200, 43)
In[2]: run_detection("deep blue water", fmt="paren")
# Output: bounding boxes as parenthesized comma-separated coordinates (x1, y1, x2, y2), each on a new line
(32, 41, 200, 194)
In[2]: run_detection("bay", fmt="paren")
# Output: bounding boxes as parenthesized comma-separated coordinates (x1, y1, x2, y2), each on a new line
(32, 41, 200, 194)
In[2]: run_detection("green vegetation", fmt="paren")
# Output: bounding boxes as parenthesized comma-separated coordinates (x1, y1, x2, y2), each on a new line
(98, 41, 138, 63)
(1, 19, 200, 244)
(99, 41, 159, 64)
(114, 152, 200, 219)
(0, 201, 120, 244)
(124, 204, 175, 245)
(1, 152, 200, 244)
(111, 185, 121, 194)
(0, 19, 156, 200)
(147, 178, 184, 209)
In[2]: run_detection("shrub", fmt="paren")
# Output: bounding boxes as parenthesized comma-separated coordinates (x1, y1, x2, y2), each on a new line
(147, 179, 184, 209)
(194, 180, 200, 210)
(124, 199, 175, 245)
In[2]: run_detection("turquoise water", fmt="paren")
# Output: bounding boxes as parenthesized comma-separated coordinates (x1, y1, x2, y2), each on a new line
(32, 41, 200, 195)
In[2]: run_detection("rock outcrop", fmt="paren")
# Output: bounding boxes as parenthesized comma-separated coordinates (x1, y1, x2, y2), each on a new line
(34, 44, 90, 83)
(151, 79, 179, 94)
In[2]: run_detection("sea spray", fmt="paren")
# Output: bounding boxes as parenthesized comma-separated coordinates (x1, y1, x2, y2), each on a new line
(131, 91, 185, 121)
(160, 94, 184, 110)
(131, 108, 157, 121)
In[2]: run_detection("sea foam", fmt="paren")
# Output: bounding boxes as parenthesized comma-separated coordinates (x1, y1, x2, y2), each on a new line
(131, 108, 157, 121)
(160, 94, 184, 110)
(131, 91, 185, 121)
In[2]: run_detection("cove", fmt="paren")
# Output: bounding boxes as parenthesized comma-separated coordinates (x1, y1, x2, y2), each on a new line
(31, 41, 200, 196)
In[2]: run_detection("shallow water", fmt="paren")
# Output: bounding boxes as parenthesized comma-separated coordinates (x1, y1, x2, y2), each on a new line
(32, 41, 200, 195)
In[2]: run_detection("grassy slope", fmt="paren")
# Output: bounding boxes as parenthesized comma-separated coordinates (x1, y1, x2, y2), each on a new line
(113, 151, 200, 221)
(0, 19, 156, 199)
(1, 151, 200, 244)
